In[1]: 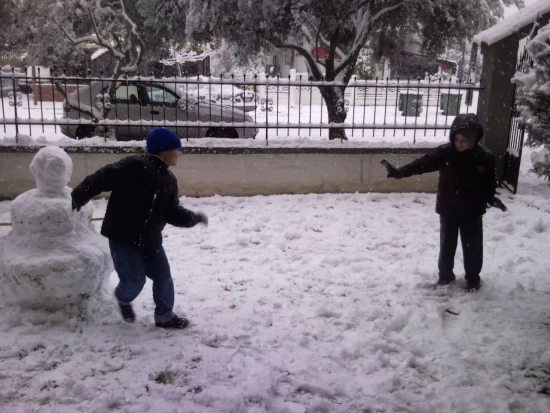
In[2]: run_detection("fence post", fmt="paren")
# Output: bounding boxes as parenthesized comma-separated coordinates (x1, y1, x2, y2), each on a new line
(11, 67, 19, 143)
(476, 36, 519, 183)
(32, 66, 38, 106)
(289, 69, 296, 106)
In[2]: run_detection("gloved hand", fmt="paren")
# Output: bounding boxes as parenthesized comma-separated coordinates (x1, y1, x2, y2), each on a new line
(381, 159, 404, 179)
(197, 212, 208, 226)
(72, 199, 83, 212)
(487, 197, 507, 212)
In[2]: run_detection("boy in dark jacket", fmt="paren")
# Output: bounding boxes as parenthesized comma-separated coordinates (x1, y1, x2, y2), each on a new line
(71, 127, 208, 328)
(382, 114, 504, 291)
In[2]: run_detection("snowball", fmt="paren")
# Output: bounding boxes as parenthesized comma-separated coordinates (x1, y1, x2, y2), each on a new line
(29, 146, 73, 195)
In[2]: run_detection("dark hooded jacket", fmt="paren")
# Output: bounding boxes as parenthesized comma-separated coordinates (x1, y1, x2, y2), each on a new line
(72, 154, 202, 247)
(398, 114, 496, 217)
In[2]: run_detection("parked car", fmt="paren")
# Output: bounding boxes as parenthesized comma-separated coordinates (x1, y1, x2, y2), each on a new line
(0, 68, 32, 97)
(61, 81, 258, 140)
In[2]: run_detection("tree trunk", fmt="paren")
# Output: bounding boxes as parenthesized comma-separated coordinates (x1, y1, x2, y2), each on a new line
(319, 85, 348, 140)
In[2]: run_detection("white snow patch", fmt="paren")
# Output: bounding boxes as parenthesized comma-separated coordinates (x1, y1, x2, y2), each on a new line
(0, 148, 550, 411)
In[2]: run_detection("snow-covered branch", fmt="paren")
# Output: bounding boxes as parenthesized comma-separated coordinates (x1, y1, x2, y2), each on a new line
(370, 1, 404, 24)
(118, 0, 144, 72)
(317, 29, 346, 61)
(300, 25, 315, 46)
(278, 42, 324, 79)
(86, 7, 125, 61)
(334, 1, 403, 77)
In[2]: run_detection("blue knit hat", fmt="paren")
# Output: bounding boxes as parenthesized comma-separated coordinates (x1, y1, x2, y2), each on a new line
(146, 128, 182, 155)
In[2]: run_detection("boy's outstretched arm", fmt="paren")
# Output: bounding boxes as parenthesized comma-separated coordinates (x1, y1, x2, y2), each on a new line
(381, 148, 441, 179)
(166, 188, 208, 228)
(71, 157, 135, 211)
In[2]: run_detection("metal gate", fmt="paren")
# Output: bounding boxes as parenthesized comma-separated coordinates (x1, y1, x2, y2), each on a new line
(501, 27, 537, 194)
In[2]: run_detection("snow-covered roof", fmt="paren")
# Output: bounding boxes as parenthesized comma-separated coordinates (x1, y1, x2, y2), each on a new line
(473, 0, 550, 46)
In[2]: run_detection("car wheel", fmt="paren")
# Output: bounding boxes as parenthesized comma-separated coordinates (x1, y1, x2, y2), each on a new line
(75, 126, 96, 140)
(205, 127, 239, 139)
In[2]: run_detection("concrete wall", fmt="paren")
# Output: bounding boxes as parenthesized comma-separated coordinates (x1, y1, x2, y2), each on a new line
(0, 146, 438, 199)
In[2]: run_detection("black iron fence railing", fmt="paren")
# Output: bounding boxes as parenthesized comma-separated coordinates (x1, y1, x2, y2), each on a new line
(0, 68, 483, 145)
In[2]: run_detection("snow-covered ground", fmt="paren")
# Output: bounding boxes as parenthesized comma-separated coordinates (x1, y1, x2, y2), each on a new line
(1, 149, 550, 413)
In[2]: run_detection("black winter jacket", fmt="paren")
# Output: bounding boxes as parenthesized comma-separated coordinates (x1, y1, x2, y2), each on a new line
(72, 154, 202, 247)
(398, 114, 496, 217)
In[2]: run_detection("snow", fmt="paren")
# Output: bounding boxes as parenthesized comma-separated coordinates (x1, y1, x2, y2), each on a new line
(29, 146, 73, 194)
(507, 147, 521, 157)
(1, 148, 550, 412)
(473, 0, 550, 46)
(530, 147, 549, 164)
(0, 146, 112, 311)
(90, 47, 108, 61)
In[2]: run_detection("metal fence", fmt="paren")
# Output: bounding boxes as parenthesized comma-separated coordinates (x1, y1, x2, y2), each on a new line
(0, 68, 483, 145)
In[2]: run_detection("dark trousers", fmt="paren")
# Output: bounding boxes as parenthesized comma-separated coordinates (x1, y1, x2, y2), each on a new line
(109, 239, 175, 322)
(438, 215, 483, 284)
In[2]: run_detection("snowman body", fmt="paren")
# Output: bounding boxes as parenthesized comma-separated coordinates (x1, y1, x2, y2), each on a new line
(0, 146, 112, 309)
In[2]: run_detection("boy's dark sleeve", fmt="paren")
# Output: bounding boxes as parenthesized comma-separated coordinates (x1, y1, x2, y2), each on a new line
(482, 152, 497, 202)
(71, 156, 135, 208)
(165, 186, 202, 228)
(398, 147, 442, 178)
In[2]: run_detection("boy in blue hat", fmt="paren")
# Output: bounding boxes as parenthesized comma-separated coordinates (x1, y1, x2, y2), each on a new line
(72, 128, 208, 328)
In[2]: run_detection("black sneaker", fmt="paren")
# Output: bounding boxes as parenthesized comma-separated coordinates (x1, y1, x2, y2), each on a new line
(436, 277, 456, 286)
(466, 279, 481, 292)
(118, 301, 135, 323)
(155, 315, 190, 329)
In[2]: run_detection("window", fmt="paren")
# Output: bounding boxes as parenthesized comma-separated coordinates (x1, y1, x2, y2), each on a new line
(145, 86, 178, 106)
(115, 84, 139, 103)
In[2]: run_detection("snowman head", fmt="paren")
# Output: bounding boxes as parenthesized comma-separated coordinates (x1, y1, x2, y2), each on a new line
(30, 146, 73, 195)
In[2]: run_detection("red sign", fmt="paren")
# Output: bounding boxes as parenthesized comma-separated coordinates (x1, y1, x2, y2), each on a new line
(312, 47, 329, 59)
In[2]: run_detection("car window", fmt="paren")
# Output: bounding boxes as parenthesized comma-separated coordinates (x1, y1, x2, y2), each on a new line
(145, 85, 178, 106)
(115, 84, 140, 103)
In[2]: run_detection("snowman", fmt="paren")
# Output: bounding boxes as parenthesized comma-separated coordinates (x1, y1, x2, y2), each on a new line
(0, 146, 112, 311)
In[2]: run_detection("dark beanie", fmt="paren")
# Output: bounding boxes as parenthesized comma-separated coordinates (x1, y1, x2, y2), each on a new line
(146, 128, 182, 155)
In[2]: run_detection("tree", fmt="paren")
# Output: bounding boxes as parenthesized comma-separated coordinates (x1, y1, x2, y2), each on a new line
(184, 0, 524, 140)
(12, 0, 146, 125)
(16, 0, 189, 73)
(210, 40, 266, 80)
(0, 0, 25, 64)
(513, 22, 550, 178)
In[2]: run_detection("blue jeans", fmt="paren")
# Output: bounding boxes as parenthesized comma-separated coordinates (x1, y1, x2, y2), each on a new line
(109, 240, 175, 322)
(438, 215, 483, 284)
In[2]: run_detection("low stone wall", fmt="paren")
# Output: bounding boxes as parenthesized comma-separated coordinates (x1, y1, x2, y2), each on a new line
(0, 145, 438, 199)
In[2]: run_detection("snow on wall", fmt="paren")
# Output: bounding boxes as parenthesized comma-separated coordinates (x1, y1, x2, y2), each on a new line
(473, 0, 550, 46)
